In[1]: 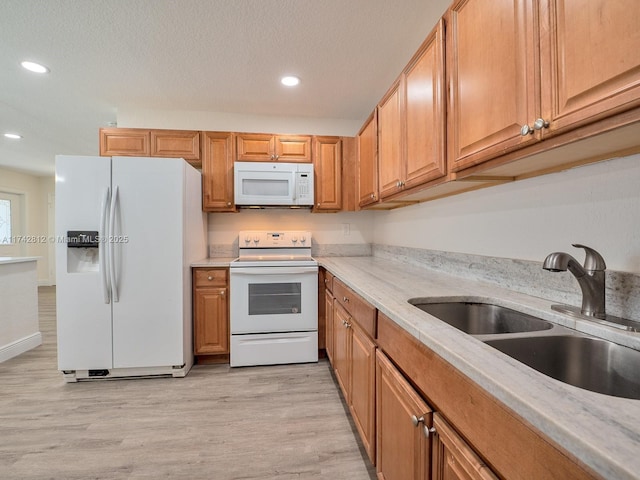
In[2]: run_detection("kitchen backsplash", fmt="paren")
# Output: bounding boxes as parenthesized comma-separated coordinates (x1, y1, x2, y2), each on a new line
(372, 244, 640, 321)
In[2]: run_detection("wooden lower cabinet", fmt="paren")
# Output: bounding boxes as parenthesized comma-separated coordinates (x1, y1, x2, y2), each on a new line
(331, 300, 376, 464)
(349, 320, 376, 463)
(376, 349, 432, 480)
(193, 268, 229, 358)
(324, 287, 334, 362)
(432, 413, 498, 480)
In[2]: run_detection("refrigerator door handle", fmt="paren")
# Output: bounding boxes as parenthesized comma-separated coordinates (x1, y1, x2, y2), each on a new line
(109, 185, 120, 303)
(100, 187, 111, 304)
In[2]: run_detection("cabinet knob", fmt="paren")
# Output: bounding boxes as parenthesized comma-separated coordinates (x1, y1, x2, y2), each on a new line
(220, 290, 225, 296)
(370, 193, 375, 199)
(343, 296, 349, 303)
(207, 276, 213, 281)
(520, 124, 534, 136)
(533, 118, 550, 130)
(411, 415, 425, 427)
(227, 202, 231, 206)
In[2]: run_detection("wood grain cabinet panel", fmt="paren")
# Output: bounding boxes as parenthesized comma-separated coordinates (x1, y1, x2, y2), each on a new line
(350, 321, 376, 463)
(236, 133, 312, 162)
(357, 111, 379, 207)
(539, 0, 640, 136)
(202, 132, 235, 212)
(376, 349, 432, 480)
(377, 79, 404, 200)
(403, 19, 446, 189)
(313, 136, 342, 211)
(193, 268, 229, 356)
(100, 128, 150, 157)
(150, 130, 200, 162)
(448, 0, 640, 174)
(432, 413, 498, 480)
(447, 0, 538, 172)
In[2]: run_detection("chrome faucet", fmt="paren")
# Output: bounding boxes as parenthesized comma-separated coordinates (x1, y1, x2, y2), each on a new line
(542, 244, 606, 319)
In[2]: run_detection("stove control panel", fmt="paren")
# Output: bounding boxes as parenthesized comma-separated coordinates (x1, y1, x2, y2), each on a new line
(239, 231, 312, 248)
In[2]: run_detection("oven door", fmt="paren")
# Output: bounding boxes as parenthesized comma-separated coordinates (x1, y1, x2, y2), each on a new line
(230, 265, 318, 334)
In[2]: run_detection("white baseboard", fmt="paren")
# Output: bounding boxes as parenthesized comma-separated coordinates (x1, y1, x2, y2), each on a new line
(0, 332, 43, 363)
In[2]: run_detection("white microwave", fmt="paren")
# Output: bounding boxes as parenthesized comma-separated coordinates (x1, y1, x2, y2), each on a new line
(234, 161, 314, 207)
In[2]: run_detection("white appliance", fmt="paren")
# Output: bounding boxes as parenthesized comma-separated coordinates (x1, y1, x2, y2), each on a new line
(229, 231, 318, 367)
(55, 155, 207, 382)
(234, 161, 314, 206)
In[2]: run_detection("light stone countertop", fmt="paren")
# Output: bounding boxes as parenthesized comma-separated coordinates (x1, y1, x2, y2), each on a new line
(191, 257, 236, 268)
(0, 256, 40, 265)
(317, 256, 640, 480)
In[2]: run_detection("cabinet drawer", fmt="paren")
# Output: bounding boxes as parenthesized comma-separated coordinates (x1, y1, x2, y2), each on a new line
(323, 271, 335, 292)
(194, 268, 228, 287)
(334, 278, 376, 338)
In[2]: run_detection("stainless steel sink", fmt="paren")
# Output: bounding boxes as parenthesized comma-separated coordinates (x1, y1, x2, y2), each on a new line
(485, 335, 640, 400)
(409, 301, 554, 335)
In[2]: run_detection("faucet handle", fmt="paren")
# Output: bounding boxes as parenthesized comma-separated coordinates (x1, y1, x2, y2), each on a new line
(572, 244, 606, 271)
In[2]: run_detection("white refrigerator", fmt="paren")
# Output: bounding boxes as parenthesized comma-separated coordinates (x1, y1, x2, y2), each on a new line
(55, 155, 206, 381)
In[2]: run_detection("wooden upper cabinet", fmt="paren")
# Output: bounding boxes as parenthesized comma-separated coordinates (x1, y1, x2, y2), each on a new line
(313, 136, 342, 211)
(539, 0, 640, 136)
(150, 130, 200, 162)
(448, 0, 640, 174)
(236, 133, 312, 162)
(202, 132, 235, 212)
(403, 19, 446, 190)
(100, 128, 150, 157)
(358, 111, 379, 207)
(99, 128, 201, 166)
(447, 0, 538, 172)
(377, 79, 404, 200)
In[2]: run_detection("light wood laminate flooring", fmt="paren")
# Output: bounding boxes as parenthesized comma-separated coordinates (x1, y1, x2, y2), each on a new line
(0, 287, 376, 479)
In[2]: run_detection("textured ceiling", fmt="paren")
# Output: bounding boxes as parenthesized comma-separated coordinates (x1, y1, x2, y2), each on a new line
(0, 0, 450, 176)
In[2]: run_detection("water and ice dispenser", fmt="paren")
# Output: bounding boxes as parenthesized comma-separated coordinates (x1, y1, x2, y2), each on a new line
(66, 230, 100, 273)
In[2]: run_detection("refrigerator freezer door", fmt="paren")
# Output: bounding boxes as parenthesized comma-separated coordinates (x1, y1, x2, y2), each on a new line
(110, 157, 186, 369)
(55, 155, 113, 370)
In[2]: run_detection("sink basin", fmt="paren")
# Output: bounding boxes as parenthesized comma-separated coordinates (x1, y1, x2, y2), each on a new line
(410, 301, 554, 335)
(486, 335, 640, 400)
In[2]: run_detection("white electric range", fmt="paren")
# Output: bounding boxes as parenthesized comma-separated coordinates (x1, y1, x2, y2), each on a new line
(229, 231, 318, 367)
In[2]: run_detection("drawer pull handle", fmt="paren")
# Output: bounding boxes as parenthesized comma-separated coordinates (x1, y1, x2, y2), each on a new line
(411, 415, 424, 427)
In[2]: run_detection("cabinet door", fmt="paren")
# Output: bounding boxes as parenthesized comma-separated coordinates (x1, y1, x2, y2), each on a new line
(447, 0, 538, 172)
(314, 137, 342, 211)
(404, 19, 446, 189)
(539, 0, 640, 136)
(99, 128, 150, 156)
(236, 133, 275, 161)
(275, 135, 312, 162)
(350, 321, 376, 464)
(432, 413, 498, 480)
(378, 80, 404, 199)
(193, 287, 229, 355)
(376, 349, 432, 480)
(202, 132, 235, 212)
(333, 303, 352, 403)
(358, 111, 379, 207)
(150, 130, 200, 164)
(325, 288, 334, 364)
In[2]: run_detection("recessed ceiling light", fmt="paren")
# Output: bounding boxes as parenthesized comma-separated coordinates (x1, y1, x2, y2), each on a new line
(4, 133, 22, 139)
(281, 75, 300, 87)
(21, 61, 50, 74)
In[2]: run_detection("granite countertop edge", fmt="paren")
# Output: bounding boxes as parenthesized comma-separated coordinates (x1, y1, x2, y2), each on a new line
(317, 255, 640, 480)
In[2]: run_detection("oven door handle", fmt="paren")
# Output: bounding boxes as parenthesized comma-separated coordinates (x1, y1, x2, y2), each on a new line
(231, 267, 318, 275)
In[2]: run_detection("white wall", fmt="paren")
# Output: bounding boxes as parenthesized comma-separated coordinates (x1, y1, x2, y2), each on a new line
(208, 209, 374, 246)
(0, 167, 55, 284)
(117, 107, 362, 137)
(372, 154, 640, 274)
(119, 109, 640, 274)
